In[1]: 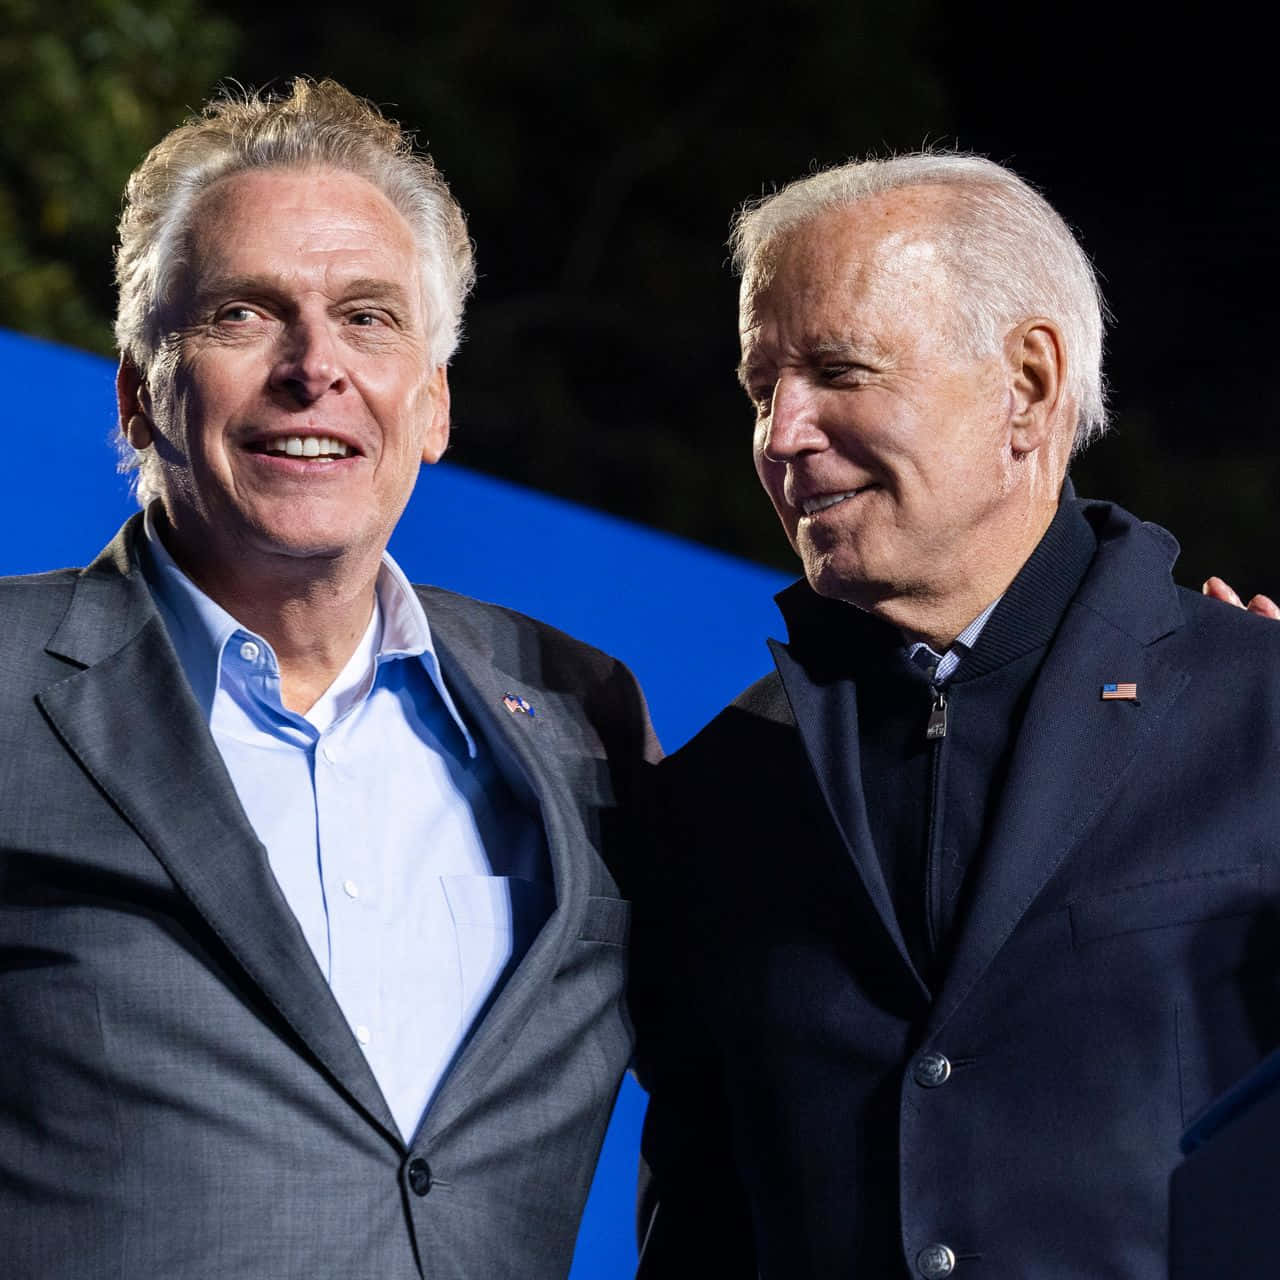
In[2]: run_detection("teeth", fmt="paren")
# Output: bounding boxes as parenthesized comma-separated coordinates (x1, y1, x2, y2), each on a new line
(263, 436, 352, 459)
(801, 490, 861, 515)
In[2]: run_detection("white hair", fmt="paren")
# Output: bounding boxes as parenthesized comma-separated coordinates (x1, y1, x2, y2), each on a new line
(730, 152, 1108, 454)
(114, 78, 475, 504)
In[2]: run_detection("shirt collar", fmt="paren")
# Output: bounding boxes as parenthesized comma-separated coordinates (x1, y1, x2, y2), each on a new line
(904, 594, 1003, 683)
(139, 506, 476, 756)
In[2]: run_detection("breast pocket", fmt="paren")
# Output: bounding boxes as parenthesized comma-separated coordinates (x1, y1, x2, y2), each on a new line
(1068, 865, 1262, 946)
(577, 894, 631, 946)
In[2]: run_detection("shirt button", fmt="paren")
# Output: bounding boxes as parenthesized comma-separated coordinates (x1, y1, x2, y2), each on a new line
(914, 1052, 952, 1088)
(918, 1243, 956, 1277)
(343, 879, 360, 899)
(239, 640, 260, 662)
(407, 1157, 432, 1197)
(321, 744, 337, 764)
(355, 1024, 371, 1046)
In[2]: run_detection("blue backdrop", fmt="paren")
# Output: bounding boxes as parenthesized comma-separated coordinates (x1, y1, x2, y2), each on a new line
(0, 328, 791, 1276)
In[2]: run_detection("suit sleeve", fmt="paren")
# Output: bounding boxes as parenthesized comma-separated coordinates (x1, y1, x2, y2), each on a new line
(583, 655, 663, 908)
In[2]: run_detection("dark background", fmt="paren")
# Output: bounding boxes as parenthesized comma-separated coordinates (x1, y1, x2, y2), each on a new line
(3, 0, 1275, 589)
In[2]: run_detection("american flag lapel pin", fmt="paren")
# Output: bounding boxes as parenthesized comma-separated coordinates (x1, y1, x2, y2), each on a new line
(502, 692, 535, 717)
(1101, 681, 1138, 702)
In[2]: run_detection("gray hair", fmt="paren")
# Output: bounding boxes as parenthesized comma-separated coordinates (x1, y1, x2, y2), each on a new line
(114, 77, 475, 502)
(730, 152, 1107, 454)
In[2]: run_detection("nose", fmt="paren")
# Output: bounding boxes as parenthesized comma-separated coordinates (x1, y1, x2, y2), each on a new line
(269, 314, 347, 404)
(759, 372, 826, 462)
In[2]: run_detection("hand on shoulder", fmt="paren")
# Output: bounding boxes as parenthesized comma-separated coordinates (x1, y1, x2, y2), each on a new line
(1202, 576, 1280, 619)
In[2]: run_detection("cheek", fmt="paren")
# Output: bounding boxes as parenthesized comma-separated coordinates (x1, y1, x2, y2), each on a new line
(358, 361, 409, 405)
(376, 366, 440, 441)
(396, 399, 440, 466)
(170, 358, 244, 444)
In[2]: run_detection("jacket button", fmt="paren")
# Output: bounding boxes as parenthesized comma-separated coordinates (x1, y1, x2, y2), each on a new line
(917, 1243, 956, 1277)
(913, 1051, 952, 1088)
(407, 1157, 432, 1196)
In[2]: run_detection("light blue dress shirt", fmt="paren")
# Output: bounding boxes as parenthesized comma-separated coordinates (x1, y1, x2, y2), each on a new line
(140, 512, 551, 1141)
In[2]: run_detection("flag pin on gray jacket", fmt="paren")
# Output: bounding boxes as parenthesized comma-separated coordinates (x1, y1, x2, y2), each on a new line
(503, 693, 535, 716)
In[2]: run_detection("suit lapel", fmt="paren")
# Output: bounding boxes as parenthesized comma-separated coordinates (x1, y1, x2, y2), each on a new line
(931, 515, 1190, 1032)
(770, 637, 930, 997)
(38, 524, 398, 1140)
(410, 592, 591, 1141)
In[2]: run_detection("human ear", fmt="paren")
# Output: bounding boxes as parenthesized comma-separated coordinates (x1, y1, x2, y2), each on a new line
(116, 356, 154, 449)
(419, 366, 451, 465)
(1006, 320, 1066, 457)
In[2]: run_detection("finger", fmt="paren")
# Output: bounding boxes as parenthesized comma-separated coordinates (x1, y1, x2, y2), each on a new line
(1202, 576, 1244, 607)
(1246, 594, 1280, 620)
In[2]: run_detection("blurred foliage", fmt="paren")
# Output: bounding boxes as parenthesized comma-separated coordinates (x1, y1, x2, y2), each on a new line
(0, 0, 237, 354)
(2, 3, 1273, 586)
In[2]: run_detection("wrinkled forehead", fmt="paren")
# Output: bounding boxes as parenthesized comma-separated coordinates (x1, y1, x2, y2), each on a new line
(738, 191, 958, 335)
(186, 165, 418, 267)
(157, 164, 430, 337)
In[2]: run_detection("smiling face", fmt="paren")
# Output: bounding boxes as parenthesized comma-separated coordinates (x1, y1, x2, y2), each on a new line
(741, 190, 1039, 631)
(124, 165, 449, 593)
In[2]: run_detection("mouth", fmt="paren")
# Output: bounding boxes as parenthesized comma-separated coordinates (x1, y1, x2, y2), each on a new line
(798, 486, 875, 516)
(246, 435, 357, 460)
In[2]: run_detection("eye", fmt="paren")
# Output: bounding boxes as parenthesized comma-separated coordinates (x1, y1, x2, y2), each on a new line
(747, 384, 775, 415)
(819, 362, 869, 386)
(216, 304, 259, 324)
(346, 306, 397, 329)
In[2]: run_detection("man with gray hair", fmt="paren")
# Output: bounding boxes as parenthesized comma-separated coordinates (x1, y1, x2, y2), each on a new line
(633, 154, 1280, 1277)
(0, 78, 656, 1279)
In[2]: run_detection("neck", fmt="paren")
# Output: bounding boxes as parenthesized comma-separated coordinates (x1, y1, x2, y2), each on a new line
(889, 594, 1000, 655)
(865, 492, 1061, 652)
(158, 522, 380, 714)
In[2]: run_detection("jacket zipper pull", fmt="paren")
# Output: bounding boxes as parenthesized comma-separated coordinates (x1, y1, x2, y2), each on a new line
(926, 687, 948, 740)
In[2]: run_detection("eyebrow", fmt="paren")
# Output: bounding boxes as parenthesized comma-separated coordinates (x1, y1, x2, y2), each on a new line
(736, 338, 880, 388)
(190, 274, 414, 312)
(335, 278, 414, 309)
(806, 337, 882, 363)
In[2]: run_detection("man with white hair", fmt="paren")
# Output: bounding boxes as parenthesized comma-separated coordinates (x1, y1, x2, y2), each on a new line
(633, 154, 1280, 1278)
(0, 79, 656, 1279)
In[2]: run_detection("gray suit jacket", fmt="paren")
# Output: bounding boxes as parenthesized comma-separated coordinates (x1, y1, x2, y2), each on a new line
(0, 516, 658, 1280)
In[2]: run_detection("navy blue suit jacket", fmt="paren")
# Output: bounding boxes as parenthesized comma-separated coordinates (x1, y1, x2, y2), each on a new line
(635, 498, 1280, 1278)
(1170, 1045, 1280, 1276)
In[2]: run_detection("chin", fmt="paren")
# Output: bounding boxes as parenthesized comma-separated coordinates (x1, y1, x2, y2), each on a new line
(242, 499, 372, 554)
(798, 534, 881, 605)
(246, 519, 361, 562)
(802, 559, 869, 607)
